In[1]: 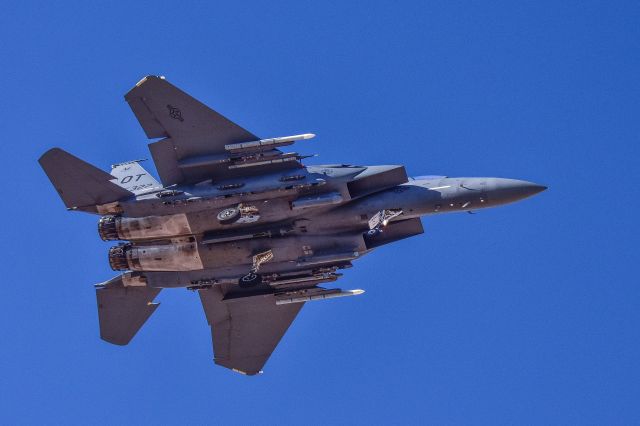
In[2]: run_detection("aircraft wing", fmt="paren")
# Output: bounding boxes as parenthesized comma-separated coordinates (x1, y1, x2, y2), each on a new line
(96, 279, 161, 345)
(125, 76, 302, 186)
(198, 286, 303, 375)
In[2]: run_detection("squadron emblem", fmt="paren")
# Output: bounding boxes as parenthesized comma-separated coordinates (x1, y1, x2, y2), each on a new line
(167, 104, 184, 121)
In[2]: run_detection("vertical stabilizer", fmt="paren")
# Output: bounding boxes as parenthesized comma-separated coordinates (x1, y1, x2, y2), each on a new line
(110, 160, 162, 195)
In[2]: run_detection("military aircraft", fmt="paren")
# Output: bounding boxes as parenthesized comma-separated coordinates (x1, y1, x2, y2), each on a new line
(38, 76, 546, 375)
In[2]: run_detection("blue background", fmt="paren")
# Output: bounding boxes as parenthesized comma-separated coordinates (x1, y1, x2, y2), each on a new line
(1, 1, 639, 424)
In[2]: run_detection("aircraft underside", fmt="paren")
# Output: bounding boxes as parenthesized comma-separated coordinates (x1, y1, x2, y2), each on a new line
(39, 75, 545, 375)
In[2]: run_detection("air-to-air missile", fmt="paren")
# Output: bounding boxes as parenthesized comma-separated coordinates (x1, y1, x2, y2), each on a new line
(38, 76, 546, 376)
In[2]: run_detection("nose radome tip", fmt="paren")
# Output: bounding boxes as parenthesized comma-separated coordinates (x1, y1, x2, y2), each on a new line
(518, 181, 547, 198)
(529, 182, 547, 194)
(490, 178, 547, 204)
(531, 182, 548, 194)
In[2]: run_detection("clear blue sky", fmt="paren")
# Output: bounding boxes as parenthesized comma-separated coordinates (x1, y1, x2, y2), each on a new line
(1, 1, 639, 424)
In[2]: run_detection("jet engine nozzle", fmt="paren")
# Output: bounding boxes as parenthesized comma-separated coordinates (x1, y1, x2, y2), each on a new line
(108, 244, 131, 271)
(107, 241, 203, 272)
(98, 214, 192, 241)
(98, 215, 120, 241)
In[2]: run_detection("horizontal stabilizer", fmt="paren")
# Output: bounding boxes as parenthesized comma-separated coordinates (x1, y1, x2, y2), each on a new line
(96, 276, 161, 345)
(39, 148, 132, 210)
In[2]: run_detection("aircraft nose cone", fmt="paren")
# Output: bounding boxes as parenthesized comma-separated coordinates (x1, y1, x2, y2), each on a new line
(527, 182, 547, 195)
(490, 179, 547, 205)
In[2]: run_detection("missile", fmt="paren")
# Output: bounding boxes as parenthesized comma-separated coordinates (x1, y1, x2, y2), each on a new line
(225, 133, 315, 153)
(275, 288, 365, 305)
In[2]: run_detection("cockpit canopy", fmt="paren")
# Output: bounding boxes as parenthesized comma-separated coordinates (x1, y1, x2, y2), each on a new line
(409, 175, 447, 181)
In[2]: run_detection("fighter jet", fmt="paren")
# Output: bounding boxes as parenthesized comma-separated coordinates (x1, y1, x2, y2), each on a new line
(38, 76, 546, 375)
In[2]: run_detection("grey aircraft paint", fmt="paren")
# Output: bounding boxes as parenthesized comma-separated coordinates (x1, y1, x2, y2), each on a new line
(38, 76, 546, 376)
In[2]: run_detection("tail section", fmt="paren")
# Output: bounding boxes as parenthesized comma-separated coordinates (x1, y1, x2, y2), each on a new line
(95, 275, 161, 345)
(110, 160, 162, 195)
(38, 148, 133, 211)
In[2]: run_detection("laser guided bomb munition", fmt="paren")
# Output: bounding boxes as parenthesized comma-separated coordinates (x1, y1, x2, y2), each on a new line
(39, 76, 546, 375)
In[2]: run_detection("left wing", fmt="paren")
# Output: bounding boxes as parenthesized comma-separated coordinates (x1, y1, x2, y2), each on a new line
(125, 76, 257, 154)
(198, 286, 303, 375)
(125, 76, 303, 186)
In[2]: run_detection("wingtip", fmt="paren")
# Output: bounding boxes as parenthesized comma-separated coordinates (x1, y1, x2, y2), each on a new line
(38, 147, 64, 162)
(231, 368, 263, 376)
(126, 75, 170, 100)
(100, 334, 131, 346)
(134, 75, 167, 87)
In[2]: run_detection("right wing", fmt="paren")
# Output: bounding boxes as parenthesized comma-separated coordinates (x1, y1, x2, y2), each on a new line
(125, 76, 302, 186)
(198, 286, 303, 375)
